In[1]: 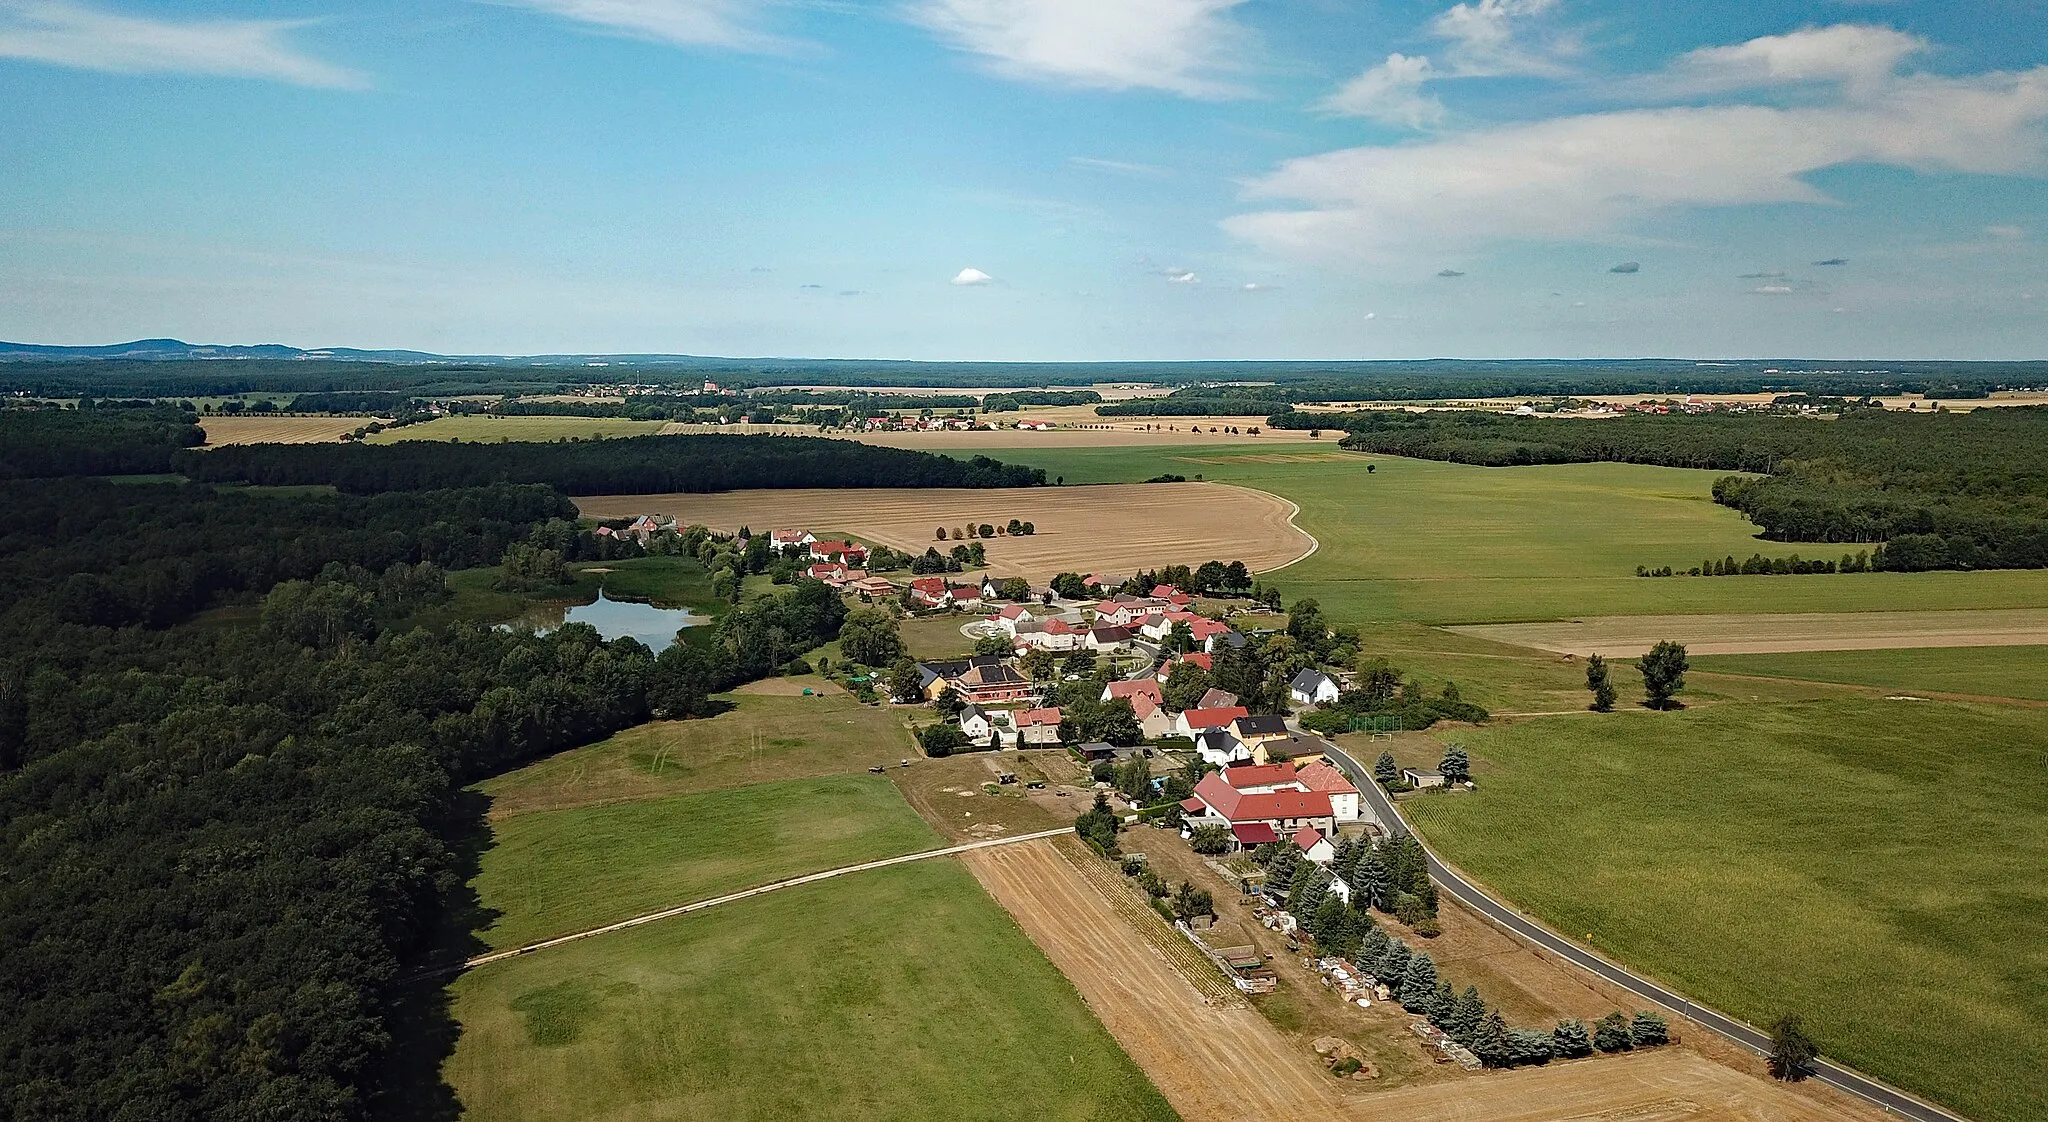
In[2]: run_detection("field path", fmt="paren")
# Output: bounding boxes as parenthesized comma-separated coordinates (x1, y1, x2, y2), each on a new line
(448, 826, 1067, 975)
(963, 838, 1870, 1122)
(574, 482, 1316, 577)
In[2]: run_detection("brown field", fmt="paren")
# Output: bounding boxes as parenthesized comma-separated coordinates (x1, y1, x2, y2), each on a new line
(653, 416, 1320, 448)
(964, 838, 1885, 1122)
(1449, 608, 2048, 657)
(572, 482, 1316, 577)
(199, 415, 371, 445)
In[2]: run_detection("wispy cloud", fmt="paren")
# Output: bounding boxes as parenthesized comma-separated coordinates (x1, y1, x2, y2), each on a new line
(1646, 24, 1925, 99)
(909, 0, 1252, 98)
(1321, 52, 1443, 127)
(1985, 224, 2025, 240)
(1234, 26, 2048, 264)
(0, 0, 363, 87)
(482, 0, 791, 52)
(1068, 155, 1171, 177)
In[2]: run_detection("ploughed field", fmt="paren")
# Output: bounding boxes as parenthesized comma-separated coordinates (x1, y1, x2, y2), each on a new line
(1404, 699, 2048, 1122)
(572, 482, 1316, 578)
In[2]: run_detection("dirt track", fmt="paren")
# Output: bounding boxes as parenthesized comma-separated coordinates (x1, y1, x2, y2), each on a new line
(964, 838, 1889, 1122)
(1450, 608, 2048, 657)
(573, 482, 1316, 578)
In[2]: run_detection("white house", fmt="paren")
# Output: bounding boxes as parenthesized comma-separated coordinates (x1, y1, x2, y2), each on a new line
(1016, 707, 1063, 746)
(1193, 729, 1251, 767)
(1289, 668, 1341, 707)
(1293, 826, 1337, 866)
(992, 603, 1038, 636)
(959, 705, 997, 746)
(1176, 705, 1248, 738)
(1295, 759, 1362, 823)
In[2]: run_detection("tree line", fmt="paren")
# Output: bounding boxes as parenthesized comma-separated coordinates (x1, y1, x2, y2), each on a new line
(1, 404, 205, 478)
(1309, 408, 2048, 572)
(182, 433, 1047, 494)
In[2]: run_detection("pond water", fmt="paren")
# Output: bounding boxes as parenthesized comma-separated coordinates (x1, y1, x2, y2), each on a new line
(514, 590, 707, 651)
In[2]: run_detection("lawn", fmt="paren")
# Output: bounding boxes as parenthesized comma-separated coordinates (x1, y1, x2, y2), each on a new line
(367, 415, 670, 443)
(444, 860, 1180, 1122)
(984, 444, 2048, 624)
(471, 774, 938, 950)
(1693, 645, 2048, 702)
(1401, 699, 2048, 1122)
(480, 689, 915, 819)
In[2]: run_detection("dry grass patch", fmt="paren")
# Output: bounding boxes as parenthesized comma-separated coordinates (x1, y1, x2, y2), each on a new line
(1449, 608, 2048, 657)
(573, 482, 1314, 578)
(200, 415, 368, 445)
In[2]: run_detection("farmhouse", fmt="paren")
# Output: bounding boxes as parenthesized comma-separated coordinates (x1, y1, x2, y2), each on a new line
(1016, 707, 1063, 746)
(808, 540, 869, 565)
(1176, 705, 1249, 738)
(1294, 759, 1362, 822)
(908, 577, 954, 609)
(1293, 826, 1337, 865)
(991, 603, 1038, 634)
(1102, 678, 1165, 707)
(769, 529, 816, 550)
(1180, 768, 1335, 840)
(1150, 584, 1195, 608)
(1012, 618, 1081, 652)
(1086, 625, 1134, 651)
(1403, 767, 1447, 789)
(1289, 668, 1342, 707)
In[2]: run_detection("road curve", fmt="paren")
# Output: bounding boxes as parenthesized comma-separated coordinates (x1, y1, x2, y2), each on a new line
(431, 826, 1073, 978)
(1317, 740, 1968, 1122)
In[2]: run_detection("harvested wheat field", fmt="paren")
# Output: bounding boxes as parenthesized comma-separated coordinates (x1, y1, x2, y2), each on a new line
(573, 482, 1315, 577)
(964, 838, 1891, 1122)
(199, 415, 371, 445)
(1450, 608, 2048, 657)
(653, 418, 1320, 448)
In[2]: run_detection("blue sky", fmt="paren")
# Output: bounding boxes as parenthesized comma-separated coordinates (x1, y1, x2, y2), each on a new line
(1, 0, 2045, 360)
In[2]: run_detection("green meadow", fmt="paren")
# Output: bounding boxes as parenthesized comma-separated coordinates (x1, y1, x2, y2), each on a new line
(984, 443, 2048, 624)
(1402, 700, 2048, 1122)
(1693, 645, 2048, 702)
(444, 861, 1180, 1122)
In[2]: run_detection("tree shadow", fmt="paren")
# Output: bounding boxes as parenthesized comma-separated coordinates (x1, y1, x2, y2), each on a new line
(368, 787, 501, 1122)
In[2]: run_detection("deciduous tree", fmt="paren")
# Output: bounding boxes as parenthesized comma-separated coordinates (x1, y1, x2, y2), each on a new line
(1637, 641, 1690, 710)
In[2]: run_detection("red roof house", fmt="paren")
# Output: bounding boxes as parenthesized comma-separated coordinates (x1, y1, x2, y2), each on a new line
(1183, 772, 1335, 837)
(1176, 705, 1249, 737)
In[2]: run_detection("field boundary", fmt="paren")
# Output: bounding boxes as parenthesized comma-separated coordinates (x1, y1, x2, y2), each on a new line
(434, 827, 1068, 978)
(1049, 835, 1244, 1006)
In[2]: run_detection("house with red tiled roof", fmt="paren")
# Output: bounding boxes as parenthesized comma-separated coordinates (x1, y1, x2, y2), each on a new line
(1294, 759, 1361, 823)
(1175, 705, 1249, 737)
(1179, 771, 1334, 842)
(808, 540, 870, 565)
(1150, 584, 1194, 608)
(951, 661, 1034, 706)
(1293, 826, 1337, 865)
(908, 577, 953, 609)
(769, 529, 816, 550)
(806, 562, 849, 583)
(1139, 610, 1201, 642)
(1129, 694, 1175, 741)
(1156, 652, 1212, 682)
(1016, 707, 1063, 746)
(848, 576, 896, 600)
(1102, 678, 1165, 707)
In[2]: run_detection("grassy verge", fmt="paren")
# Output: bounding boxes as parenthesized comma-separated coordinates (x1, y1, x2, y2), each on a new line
(1403, 699, 2048, 1122)
(471, 774, 938, 950)
(444, 860, 1181, 1122)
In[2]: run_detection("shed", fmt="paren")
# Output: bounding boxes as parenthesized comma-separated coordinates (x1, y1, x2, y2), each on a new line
(1402, 767, 1446, 789)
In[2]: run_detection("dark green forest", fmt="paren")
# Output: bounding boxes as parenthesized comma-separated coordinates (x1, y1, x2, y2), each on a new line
(1316, 408, 2048, 570)
(0, 413, 859, 1119)
(181, 432, 1047, 494)
(0, 405, 205, 478)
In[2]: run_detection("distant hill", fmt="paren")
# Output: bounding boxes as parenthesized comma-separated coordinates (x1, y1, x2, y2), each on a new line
(0, 339, 457, 363)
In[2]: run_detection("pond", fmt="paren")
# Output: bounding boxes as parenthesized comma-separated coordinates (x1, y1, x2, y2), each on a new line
(514, 590, 708, 651)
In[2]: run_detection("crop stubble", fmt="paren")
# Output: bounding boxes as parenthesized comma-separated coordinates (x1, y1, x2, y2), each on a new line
(199, 415, 368, 445)
(573, 482, 1315, 577)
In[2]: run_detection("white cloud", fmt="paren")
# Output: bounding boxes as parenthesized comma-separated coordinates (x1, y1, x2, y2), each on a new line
(909, 0, 1251, 97)
(1231, 49, 2048, 262)
(1322, 53, 1444, 127)
(483, 0, 786, 52)
(1754, 285, 1795, 294)
(1068, 156, 1171, 177)
(0, 1, 363, 87)
(1242, 282, 1277, 291)
(1651, 24, 1925, 99)
(949, 267, 994, 286)
(1986, 224, 2025, 239)
(1428, 0, 1570, 78)
(1165, 270, 1200, 284)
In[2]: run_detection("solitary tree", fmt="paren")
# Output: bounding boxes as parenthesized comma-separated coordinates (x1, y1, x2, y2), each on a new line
(1373, 751, 1400, 788)
(1439, 744, 1470, 785)
(887, 657, 923, 704)
(1637, 641, 1690, 709)
(1585, 654, 1616, 712)
(1767, 1015, 1816, 1081)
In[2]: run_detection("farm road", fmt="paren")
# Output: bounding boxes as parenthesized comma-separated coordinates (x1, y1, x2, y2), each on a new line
(446, 826, 1070, 976)
(1323, 742, 1969, 1122)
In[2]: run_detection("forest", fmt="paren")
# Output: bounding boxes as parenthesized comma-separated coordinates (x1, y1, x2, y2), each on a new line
(181, 433, 1047, 494)
(1316, 408, 2048, 571)
(0, 416, 859, 1119)
(0, 404, 205, 478)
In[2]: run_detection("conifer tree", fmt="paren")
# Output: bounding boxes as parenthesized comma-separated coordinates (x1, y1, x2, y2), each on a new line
(1552, 1018, 1593, 1058)
(1448, 985, 1487, 1044)
(1594, 1011, 1634, 1052)
(1373, 750, 1400, 787)
(1585, 654, 1616, 712)
(1428, 980, 1457, 1026)
(1377, 939, 1411, 984)
(1473, 1009, 1512, 1068)
(1399, 953, 1438, 1010)
(1439, 743, 1471, 785)
(1356, 845, 1390, 911)
(1631, 1010, 1670, 1047)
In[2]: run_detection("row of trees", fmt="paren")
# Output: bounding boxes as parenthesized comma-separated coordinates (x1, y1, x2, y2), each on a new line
(934, 519, 1036, 539)
(1584, 643, 1689, 711)
(1638, 551, 1877, 578)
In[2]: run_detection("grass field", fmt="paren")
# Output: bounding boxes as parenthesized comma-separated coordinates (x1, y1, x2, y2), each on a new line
(471, 774, 938, 950)
(480, 689, 914, 819)
(367, 415, 670, 443)
(444, 860, 1181, 1122)
(1450, 609, 2048, 657)
(1692, 645, 2048, 702)
(980, 444, 2048, 624)
(1402, 700, 2048, 1122)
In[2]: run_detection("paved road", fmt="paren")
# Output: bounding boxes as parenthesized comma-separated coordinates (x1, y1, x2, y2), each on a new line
(1317, 740, 1966, 1122)
(436, 827, 1073, 977)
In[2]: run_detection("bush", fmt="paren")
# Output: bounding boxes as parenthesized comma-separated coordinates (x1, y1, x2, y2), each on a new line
(919, 723, 967, 757)
(1410, 916, 1442, 938)
(1121, 856, 1148, 876)
(1330, 1057, 1361, 1077)
(783, 657, 813, 675)
(1188, 824, 1233, 855)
